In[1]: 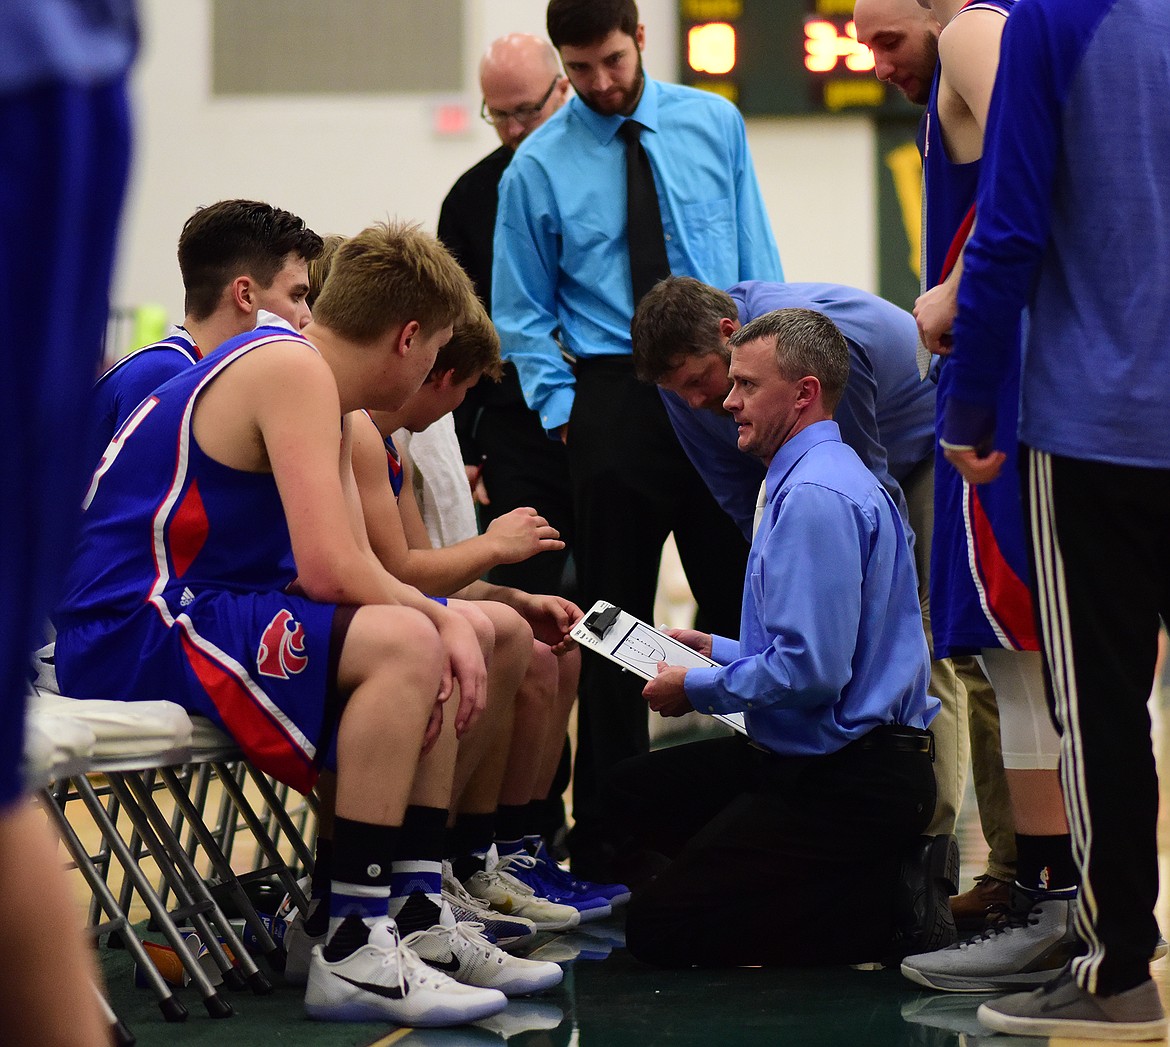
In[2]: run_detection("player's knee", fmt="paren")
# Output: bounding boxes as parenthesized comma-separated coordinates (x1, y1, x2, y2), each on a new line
(394, 608, 445, 687)
(477, 601, 533, 666)
(495, 604, 534, 657)
(517, 641, 558, 714)
(349, 605, 443, 692)
(450, 600, 495, 660)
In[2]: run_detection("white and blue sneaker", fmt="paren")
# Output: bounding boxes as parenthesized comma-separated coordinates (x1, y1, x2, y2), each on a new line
(441, 861, 538, 952)
(527, 842, 631, 908)
(401, 897, 563, 997)
(304, 915, 507, 1026)
(464, 849, 581, 932)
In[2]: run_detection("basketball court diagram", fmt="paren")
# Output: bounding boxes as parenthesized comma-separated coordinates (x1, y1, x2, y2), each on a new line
(613, 622, 714, 674)
(614, 623, 669, 670)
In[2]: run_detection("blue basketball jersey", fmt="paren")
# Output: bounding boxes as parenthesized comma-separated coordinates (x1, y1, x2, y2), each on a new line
(84, 329, 201, 479)
(923, 0, 1038, 658)
(60, 327, 301, 625)
(55, 326, 337, 793)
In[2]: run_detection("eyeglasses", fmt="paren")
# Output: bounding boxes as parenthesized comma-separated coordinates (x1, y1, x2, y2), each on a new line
(480, 77, 561, 127)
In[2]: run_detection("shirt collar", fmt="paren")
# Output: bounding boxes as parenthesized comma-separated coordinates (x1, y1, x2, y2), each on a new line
(255, 309, 298, 333)
(169, 324, 202, 360)
(764, 419, 841, 501)
(568, 75, 661, 145)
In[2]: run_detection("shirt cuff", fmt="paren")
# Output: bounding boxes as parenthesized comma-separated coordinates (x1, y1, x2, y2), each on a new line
(538, 387, 575, 437)
(940, 396, 997, 454)
(683, 634, 739, 714)
(710, 634, 738, 665)
(683, 664, 729, 714)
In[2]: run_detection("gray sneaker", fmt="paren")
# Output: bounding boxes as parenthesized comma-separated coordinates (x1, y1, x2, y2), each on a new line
(900, 889, 1081, 992)
(978, 967, 1167, 1041)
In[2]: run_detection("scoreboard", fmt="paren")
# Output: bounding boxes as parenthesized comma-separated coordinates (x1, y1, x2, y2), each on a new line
(678, 0, 919, 118)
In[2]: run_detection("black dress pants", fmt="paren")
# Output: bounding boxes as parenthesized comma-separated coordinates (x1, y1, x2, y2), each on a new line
(565, 359, 749, 852)
(476, 402, 576, 597)
(606, 732, 935, 967)
(475, 400, 577, 833)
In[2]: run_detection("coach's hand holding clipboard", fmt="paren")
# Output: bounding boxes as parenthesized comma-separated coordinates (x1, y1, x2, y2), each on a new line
(570, 600, 746, 735)
(642, 660, 694, 718)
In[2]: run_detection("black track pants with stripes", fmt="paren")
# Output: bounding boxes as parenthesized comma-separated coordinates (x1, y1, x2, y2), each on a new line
(1024, 446, 1170, 994)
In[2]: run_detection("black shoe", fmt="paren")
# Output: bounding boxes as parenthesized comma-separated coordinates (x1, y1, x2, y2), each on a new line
(609, 848, 673, 893)
(886, 834, 959, 963)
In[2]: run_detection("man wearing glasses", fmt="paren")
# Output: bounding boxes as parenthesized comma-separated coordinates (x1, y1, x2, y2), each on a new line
(438, 33, 578, 861)
(439, 33, 574, 603)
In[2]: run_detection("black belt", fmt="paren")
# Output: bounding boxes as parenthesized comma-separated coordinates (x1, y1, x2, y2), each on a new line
(573, 354, 633, 373)
(854, 725, 935, 758)
(748, 725, 935, 762)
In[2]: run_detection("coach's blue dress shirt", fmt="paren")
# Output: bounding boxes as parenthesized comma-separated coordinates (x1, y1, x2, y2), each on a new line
(684, 421, 937, 756)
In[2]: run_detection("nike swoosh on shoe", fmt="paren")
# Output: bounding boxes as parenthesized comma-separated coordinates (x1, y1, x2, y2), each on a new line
(334, 974, 410, 999)
(427, 954, 461, 974)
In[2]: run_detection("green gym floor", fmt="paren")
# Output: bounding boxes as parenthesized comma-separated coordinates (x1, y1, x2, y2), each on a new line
(95, 900, 1170, 1047)
(99, 922, 1056, 1047)
(90, 662, 1170, 1047)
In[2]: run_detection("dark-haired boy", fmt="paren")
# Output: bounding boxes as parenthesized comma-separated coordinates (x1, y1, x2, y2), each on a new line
(84, 198, 323, 474)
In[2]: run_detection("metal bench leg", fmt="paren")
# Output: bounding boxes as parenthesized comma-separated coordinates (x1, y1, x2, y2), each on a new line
(40, 785, 188, 1023)
(73, 773, 233, 1019)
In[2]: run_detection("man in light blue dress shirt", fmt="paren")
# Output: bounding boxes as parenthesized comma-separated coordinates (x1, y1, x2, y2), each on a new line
(492, 0, 783, 877)
(607, 309, 945, 967)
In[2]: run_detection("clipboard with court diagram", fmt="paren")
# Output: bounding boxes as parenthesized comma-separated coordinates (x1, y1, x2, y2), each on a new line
(571, 600, 746, 736)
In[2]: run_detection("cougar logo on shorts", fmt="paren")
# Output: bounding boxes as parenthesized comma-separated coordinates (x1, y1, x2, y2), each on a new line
(256, 609, 309, 679)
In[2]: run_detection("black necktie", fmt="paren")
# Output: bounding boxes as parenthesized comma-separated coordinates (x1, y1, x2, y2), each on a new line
(619, 119, 671, 306)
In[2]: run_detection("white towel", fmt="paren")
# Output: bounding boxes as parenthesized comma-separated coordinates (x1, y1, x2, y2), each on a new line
(396, 414, 479, 548)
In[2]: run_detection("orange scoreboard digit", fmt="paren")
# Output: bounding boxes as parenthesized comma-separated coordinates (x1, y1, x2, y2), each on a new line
(679, 0, 918, 116)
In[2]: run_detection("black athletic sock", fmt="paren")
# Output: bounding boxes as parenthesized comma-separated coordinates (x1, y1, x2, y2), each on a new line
(329, 816, 397, 927)
(449, 811, 495, 882)
(400, 805, 448, 861)
(520, 800, 550, 855)
(1014, 833, 1078, 895)
(388, 805, 447, 918)
(495, 803, 530, 856)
